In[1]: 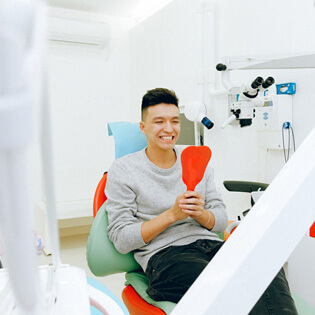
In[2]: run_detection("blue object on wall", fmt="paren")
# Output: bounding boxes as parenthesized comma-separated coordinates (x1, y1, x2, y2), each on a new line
(276, 83, 296, 95)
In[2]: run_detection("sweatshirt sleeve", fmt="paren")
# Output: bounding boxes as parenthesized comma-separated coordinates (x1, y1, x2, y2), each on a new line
(105, 160, 146, 254)
(204, 166, 228, 232)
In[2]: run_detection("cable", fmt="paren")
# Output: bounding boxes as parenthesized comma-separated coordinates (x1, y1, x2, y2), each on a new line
(282, 126, 288, 162)
(282, 123, 296, 163)
(287, 126, 291, 160)
(291, 126, 296, 151)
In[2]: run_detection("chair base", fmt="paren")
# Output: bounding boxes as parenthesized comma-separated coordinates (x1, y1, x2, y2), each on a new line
(122, 285, 166, 315)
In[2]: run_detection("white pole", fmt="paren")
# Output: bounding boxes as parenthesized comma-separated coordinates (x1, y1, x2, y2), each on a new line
(40, 70, 62, 269)
(172, 126, 315, 315)
(0, 0, 48, 313)
(0, 8, 41, 312)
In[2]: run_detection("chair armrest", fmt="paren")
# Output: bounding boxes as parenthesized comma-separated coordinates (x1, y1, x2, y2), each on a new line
(223, 180, 268, 193)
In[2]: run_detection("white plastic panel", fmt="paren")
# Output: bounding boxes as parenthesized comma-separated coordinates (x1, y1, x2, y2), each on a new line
(172, 126, 315, 315)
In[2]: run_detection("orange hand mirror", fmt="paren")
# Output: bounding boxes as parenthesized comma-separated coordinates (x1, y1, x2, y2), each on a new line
(181, 146, 212, 191)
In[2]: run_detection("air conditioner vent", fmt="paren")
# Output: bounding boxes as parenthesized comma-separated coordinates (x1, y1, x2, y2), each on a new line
(47, 8, 110, 48)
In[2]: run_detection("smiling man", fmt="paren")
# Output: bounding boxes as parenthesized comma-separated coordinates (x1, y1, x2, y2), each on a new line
(105, 88, 297, 313)
(106, 87, 226, 300)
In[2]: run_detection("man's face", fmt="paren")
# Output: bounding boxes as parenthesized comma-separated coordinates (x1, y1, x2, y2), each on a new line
(140, 103, 180, 152)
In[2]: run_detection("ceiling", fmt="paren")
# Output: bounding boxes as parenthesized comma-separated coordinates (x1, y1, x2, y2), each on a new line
(46, 0, 174, 19)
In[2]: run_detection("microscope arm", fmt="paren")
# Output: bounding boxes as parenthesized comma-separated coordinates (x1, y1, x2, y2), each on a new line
(221, 114, 237, 128)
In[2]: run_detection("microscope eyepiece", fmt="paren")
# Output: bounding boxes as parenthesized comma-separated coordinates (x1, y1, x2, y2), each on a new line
(216, 63, 227, 71)
(251, 77, 264, 89)
(262, 77, 275, 89)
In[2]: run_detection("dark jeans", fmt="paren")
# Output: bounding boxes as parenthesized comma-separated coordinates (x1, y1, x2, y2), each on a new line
(146, 239, 298, 314)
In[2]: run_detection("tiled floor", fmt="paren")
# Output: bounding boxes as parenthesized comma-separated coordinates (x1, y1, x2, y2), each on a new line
(38, 233, 126, 302)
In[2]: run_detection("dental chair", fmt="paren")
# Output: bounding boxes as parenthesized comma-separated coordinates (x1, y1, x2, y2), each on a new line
(86, 122, 227, 315)
(87, 174, 175, 315)
(87, 122, 176, 314)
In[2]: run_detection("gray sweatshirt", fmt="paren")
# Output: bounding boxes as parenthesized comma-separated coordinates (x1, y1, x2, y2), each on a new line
(106, 146, 228, 271)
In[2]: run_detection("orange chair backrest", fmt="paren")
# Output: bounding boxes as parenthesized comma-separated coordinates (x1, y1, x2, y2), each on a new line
(93, 172, 108, 217)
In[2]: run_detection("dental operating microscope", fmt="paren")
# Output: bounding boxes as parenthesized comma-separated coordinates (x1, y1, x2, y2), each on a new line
(183, 68, 275, 132)
(216, 63, 275, 128)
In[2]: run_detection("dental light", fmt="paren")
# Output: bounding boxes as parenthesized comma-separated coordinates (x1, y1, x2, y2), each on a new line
(184, 101, 214, 129)
(216, 63, 275, 128)
(0, 0, 125, 313)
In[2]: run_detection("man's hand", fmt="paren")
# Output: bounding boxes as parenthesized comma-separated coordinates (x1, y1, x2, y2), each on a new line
(169, 193, 190, 221)
(141, 191, 214, 243)
(179, 191, 205, 218)
(141, 192, 188, 243)
(179, 191, 215, 230)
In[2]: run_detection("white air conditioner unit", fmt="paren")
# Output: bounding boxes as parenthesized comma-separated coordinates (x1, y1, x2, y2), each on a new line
(47, 8, 110, 48)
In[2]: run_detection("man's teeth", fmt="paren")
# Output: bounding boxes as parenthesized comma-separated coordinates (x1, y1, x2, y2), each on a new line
(161, 136, 172, 140)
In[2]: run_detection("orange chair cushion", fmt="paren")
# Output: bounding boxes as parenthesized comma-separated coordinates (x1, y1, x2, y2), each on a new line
(122, 285, 166, 315)
(224, 220, 235, 240)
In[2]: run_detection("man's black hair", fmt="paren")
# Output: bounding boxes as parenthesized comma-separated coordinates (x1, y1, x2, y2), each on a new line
(141, 88, 179, 112)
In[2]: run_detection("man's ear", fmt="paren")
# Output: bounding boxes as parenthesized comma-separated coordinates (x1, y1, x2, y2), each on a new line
(140, 121, 145, 135)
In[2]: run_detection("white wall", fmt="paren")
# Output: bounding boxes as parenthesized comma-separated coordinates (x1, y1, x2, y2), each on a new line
(130, 0, 205, 121)
(46, 11, 134, 217)
(129, 0, 315, 309)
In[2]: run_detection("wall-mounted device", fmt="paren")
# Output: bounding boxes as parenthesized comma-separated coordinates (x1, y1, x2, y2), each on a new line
(256, 91, 295, 153)
(47, 8, 110, 49)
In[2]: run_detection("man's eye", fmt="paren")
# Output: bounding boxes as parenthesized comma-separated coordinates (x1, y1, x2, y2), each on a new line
(173, 120, 180, 124)
(155, 121, 163, 124)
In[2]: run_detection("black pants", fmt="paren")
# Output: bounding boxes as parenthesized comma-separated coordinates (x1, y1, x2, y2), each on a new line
(146, 240, 298, 314)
